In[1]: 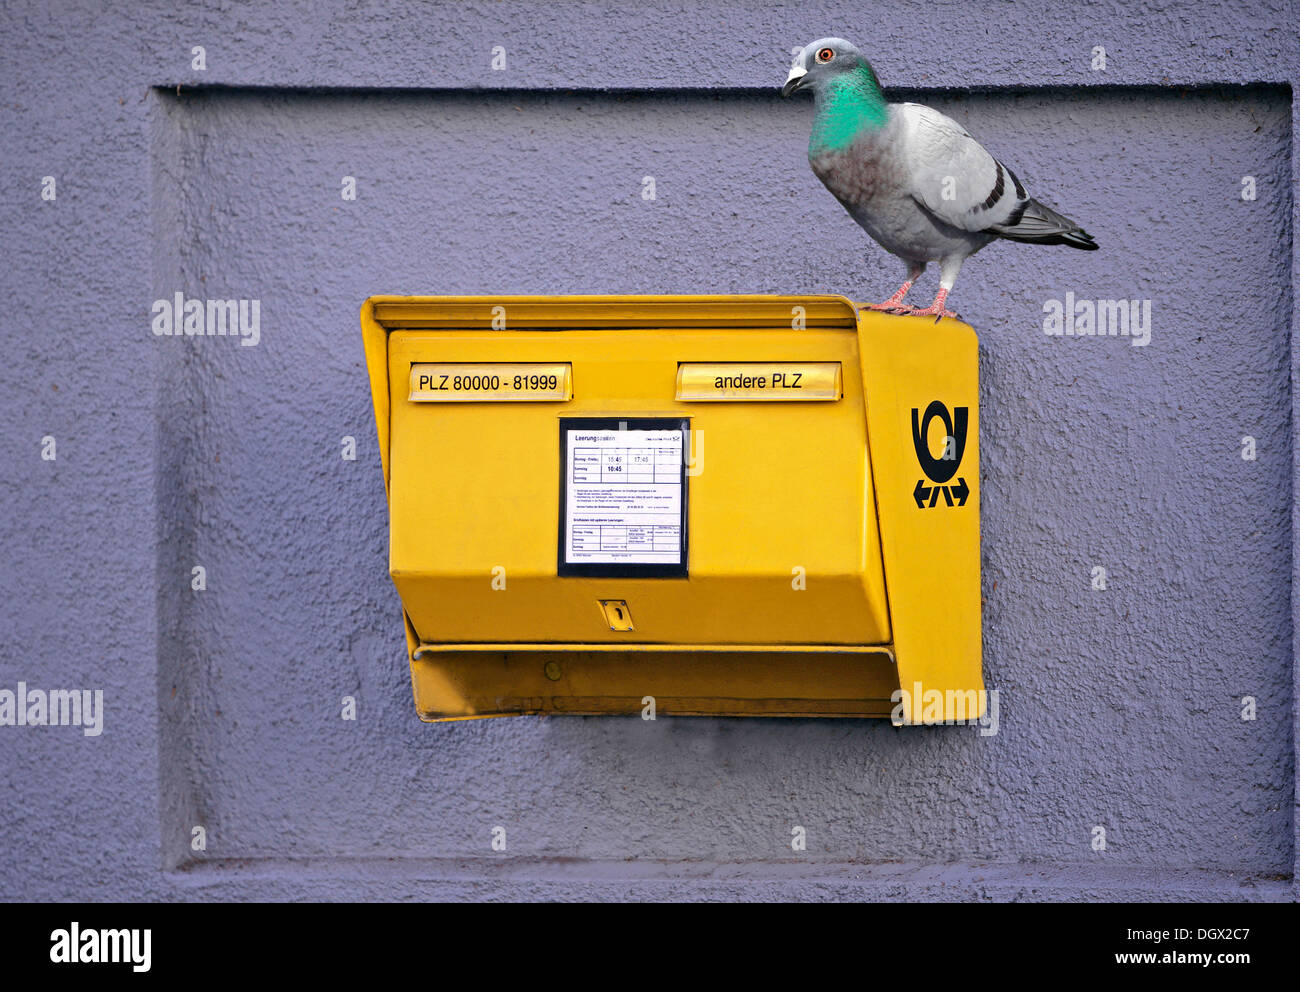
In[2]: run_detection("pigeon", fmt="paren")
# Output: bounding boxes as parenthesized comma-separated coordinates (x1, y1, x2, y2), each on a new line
(782, 37, 1097, 319)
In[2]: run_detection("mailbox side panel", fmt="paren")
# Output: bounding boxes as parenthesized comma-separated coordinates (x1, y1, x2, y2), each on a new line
(856, 312, 985, 722)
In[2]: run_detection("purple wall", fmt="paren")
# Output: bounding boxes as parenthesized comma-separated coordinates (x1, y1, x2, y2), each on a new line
(1, 0, 1296, 901)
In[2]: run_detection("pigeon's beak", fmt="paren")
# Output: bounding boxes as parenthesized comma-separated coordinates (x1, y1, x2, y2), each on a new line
(781, 65, 808, 98)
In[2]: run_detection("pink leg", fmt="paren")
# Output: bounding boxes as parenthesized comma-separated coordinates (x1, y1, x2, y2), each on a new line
(909, 287, 959, 320)
(867, 279, 915, 311)
(867, 263, 925, 313)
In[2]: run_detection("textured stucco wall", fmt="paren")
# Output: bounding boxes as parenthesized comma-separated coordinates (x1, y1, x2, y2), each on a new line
(0, 0, 1296, 901)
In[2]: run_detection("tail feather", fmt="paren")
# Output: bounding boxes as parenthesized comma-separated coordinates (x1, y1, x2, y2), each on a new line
(986, 198, 1098, 250)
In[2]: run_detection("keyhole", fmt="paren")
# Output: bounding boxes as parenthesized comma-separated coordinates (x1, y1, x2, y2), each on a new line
(599, 600, 632, 631)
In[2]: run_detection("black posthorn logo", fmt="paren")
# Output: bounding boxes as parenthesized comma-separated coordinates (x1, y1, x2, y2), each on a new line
(911, 401, 970, 509)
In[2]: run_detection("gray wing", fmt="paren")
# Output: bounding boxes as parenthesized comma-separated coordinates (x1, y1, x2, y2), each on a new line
(897, 102, 1029, 232)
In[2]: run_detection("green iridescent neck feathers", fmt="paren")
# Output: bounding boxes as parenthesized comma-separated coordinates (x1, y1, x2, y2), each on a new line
(809, 64, 889, 154)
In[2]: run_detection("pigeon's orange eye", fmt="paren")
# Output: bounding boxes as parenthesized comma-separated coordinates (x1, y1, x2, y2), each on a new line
(816, 47, 835, 63)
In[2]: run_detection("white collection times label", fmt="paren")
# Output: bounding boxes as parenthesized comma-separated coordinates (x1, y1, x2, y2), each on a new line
(563, 427, 684, 566)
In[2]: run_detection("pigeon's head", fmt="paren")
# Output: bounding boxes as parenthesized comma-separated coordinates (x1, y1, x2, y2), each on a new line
(782, 38, 876, 98)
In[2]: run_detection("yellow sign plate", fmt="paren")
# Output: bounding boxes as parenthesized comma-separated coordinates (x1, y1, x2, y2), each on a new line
(409, 363, 572, 402)
(676, 362, 841, 401)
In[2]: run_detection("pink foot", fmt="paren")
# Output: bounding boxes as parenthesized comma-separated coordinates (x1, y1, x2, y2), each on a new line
(909, 304, 959, 320)
(909, 289, 958, 321)
(866, 271, 921, 314)
(866, 302, 920, 315)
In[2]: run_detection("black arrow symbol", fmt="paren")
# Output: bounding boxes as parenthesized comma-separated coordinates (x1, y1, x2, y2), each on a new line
(913, 478, 931, 509)
(951, 477, 970, 506)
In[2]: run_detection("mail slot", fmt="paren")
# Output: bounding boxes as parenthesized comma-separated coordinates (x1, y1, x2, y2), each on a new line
(361, 294, 984, 722)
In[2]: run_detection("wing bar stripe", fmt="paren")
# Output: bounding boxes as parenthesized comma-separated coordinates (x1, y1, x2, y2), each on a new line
(979, 164, 1005, 211)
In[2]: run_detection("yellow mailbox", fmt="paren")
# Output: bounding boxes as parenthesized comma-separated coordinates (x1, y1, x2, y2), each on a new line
(361, 295, 983, 722)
